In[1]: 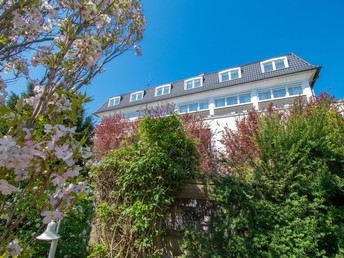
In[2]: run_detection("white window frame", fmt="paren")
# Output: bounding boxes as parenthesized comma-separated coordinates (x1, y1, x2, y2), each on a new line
(214, 92, 251, 109)
(218, 67, 241, 82)
(178, 100, 210, 114)
(155, 84, 171, 96)
(260, 56, 289, 73)
(108, 96, 121, 106)
(130, 91, 144, 102)
(258, 84, 303, 101)
(184, 76, 203, 90)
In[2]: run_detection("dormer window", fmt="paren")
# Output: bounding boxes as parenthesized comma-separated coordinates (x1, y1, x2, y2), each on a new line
(261, 56, 288, 73)
(155, 84, 171, 96)
(184, 76, 203, 90)
(108, 96, 121, 106)
(130, 91, 144, 102)
(219, 68, 241, 82)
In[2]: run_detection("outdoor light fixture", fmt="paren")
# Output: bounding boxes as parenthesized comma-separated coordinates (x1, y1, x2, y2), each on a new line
(36, 220, 61, 258)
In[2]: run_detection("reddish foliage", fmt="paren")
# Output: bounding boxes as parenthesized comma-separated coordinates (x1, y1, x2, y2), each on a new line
(220, 109, 260, 164)
(180, 114, 214, 174)
(220, 102, 292, 166)
(93, 105, 214, 174)
(93, 113, 138, 155)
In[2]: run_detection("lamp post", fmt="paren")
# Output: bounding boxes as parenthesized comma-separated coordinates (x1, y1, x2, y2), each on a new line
(36, 220, 61, 258)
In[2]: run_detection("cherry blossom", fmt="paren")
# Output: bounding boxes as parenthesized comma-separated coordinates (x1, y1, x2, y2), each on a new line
(41, 210, 64, 224)
(6, 239, 21, 257)
(0, 0, 145, 253)
(0, 180, 18, 195)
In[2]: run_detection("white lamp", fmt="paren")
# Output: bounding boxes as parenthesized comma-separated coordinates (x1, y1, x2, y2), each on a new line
(36, 220, 61, 258)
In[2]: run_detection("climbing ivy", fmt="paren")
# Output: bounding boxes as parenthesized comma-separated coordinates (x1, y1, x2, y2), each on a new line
(91, 114, 199, 257)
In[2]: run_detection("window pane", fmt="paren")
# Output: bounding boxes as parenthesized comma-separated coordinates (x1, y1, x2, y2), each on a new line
(259, 91, 271, 100)
(199, 101, 209, 110)
(179, 105, 187, 113)
(273, 88, 286, 98)
(221, 72, 229, 82)
(231, 70, 239, 79)
(194, 79, 201, 88)
(163, 86, 170, 94)
(186, 81, 193, 89)
(215, 98, 226, 107)
(288, 86, 302, 95)
(275, 59, 285, 69)
(239, 94, 251, 103)
(263, 62, 274, 72)
(156, 88, 162, 96)
(137, 92, 143, 100)
(130, 94, 136, 101)
(130, 112, 139, 118)
(109, 99, 115, 106)
(189, 103, 198, 112)
(227, 96, 237, 105)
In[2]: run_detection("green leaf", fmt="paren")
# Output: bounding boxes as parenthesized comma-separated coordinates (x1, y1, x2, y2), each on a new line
(0, 36, 8, 45)
(33, 0, 39, 7)
(16, 97, 24, 112)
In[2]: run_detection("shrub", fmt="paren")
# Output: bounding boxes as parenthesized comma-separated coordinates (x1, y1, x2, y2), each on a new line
(183, 94, 344, 257)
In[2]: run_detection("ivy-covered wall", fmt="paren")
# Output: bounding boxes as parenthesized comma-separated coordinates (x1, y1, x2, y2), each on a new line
(90, 114, 200, 257)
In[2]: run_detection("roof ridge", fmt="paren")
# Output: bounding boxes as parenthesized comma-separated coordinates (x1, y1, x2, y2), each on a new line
(290, 52, 317, 68)
(106, 53, 294, 100)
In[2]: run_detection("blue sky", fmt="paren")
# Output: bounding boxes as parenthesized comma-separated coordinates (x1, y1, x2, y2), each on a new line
(78, 0, 343, 116)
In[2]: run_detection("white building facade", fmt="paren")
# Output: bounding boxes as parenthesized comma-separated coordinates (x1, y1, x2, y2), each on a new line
(95, 53, 320, 147)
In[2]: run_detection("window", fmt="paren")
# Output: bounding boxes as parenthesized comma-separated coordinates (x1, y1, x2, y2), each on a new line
(108, 96, 120, 106)
(258, 90, 271, 100)
(189, 103, 198, 112)
(215, 98, 226, 108)
(125, 111, 140, 120)
(261, 56, 288, 73)
(179, 105, 188, 113)
(215, 93, 251, 108)
(219, 68, 241, 82)
(239, 93, 251, 103)
(227, 96, 238, 105)
(273, 88, 286, 98)
(288, 86, 302, 96)
(185, 77, 203, 90)
(178, 100, 209, 113)
(155, 84, 171, 96)
(199, 101, 209, 110)
(130, 91, 144, 102)
(258, 83, 303, 101)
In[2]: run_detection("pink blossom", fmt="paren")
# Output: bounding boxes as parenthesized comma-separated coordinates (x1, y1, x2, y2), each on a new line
(6, 239, 21, 257)
(0, 136, 17, 151)
(25, 140, 34, 147)
(63, 166, 82, 178)
(33, 85, 44, 94)
(55, 143, 73, 161)
(41, 210, 64, 224)
(23, 128, 32, 139)
(51, 173, 66, 186)
(44, 124, 53, 133)
(0, 180, 18, 195)
(14, 170, 29, 182)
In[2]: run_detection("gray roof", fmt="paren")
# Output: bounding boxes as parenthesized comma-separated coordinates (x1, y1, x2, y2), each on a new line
(95, 53, 320, 115)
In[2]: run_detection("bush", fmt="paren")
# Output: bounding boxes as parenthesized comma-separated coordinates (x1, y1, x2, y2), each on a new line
(183, 95, 344, 257)
(91, 114, 200, 257)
